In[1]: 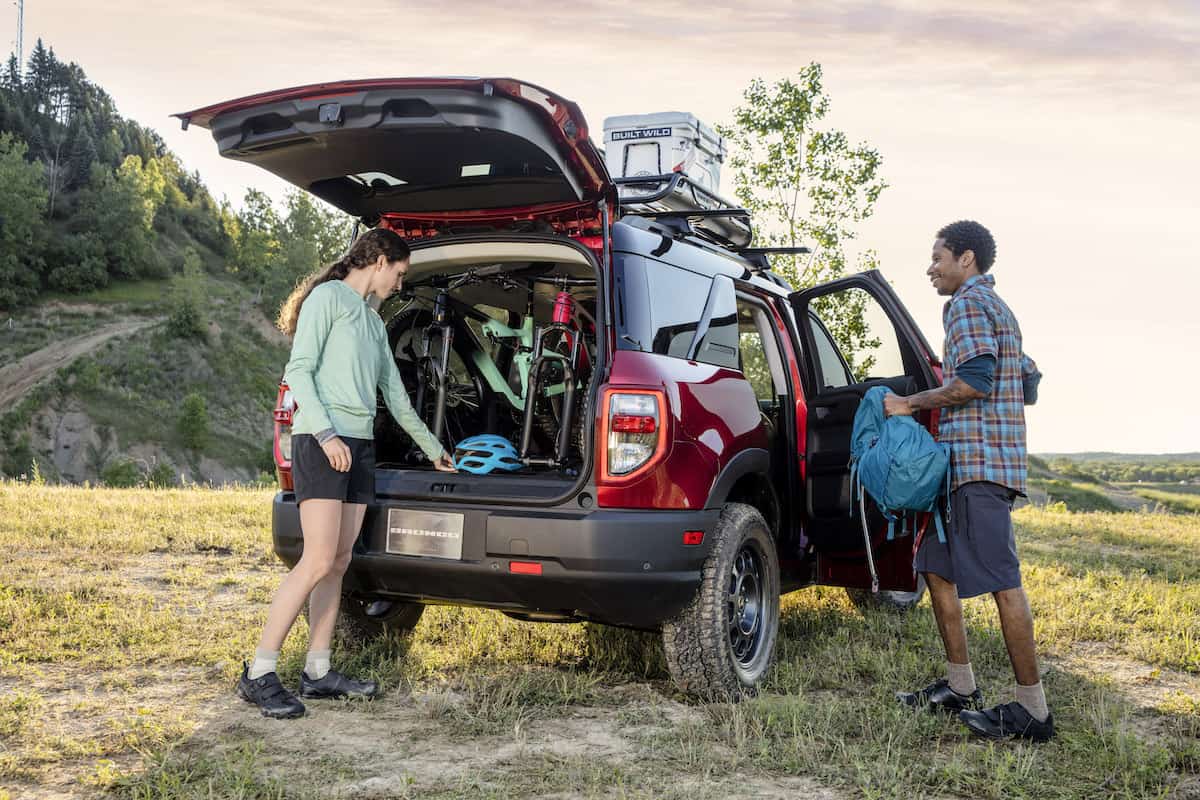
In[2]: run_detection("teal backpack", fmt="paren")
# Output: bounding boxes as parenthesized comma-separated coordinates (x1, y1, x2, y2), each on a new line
(849, 386, 950, 589)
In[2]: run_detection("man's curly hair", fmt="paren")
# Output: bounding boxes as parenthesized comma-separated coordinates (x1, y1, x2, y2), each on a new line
(937, 220, 996, 272)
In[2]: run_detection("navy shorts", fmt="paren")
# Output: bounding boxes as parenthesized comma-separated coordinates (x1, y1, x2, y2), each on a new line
(291, 434, 376, 505)
(914, 481, 1021, 599)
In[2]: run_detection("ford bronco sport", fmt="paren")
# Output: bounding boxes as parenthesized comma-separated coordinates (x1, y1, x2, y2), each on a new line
(177, 78, 942, 698)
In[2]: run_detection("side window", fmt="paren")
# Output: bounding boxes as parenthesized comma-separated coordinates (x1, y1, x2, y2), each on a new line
(691, 275, 739, 369)
(808, 312, 854, 390)
(643, 259, 712, 359)
(809, 288, 907, 383)
(738, 300, 785, 403)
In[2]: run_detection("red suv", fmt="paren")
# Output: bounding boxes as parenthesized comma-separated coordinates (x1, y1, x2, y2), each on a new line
(178, 78, 942, 698)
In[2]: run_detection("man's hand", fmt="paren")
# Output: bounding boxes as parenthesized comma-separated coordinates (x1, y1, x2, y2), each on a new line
(883, 393, 913, 417)
(432, 452, 457, 472)
(321, 437, 352, 472)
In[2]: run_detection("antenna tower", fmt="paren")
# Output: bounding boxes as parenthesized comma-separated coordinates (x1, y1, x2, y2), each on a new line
(13, 0, 23, 75)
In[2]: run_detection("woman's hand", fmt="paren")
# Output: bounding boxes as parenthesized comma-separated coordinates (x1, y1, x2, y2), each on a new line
(321, 437, 352, 472)
(432, 452, 457, 472)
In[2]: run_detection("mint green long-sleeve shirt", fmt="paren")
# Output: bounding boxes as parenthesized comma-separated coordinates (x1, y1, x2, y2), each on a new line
(283, 280, 443, 460)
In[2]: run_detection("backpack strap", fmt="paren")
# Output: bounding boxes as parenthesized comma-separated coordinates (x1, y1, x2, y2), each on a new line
(856, 481, 880, 594)
(886, 515, 896, 541)
(933, 508, 947, 544)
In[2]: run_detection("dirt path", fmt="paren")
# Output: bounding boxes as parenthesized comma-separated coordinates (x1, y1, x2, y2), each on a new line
(0, 317, 161, 408)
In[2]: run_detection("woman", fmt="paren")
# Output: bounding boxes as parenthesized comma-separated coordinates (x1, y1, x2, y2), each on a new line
(238, 228, 455, 719)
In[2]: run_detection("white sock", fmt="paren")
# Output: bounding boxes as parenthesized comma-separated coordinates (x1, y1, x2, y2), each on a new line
(248, 648, 279, 680)
(1015, 681, 1050, 722)
(947, 661, 977, 696)
(305, 649, 331, 680)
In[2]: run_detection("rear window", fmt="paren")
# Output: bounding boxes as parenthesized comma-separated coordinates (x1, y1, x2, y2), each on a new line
(614, 255, 738, 368)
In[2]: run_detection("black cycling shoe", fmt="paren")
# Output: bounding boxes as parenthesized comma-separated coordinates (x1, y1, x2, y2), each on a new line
(299, 668, 379, 700)
(897, 678, 984, 714)
(960, 701, 1055, 742)
(237, 662, 306, 719)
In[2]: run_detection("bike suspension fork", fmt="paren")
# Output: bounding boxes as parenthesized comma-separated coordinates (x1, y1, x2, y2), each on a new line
(418, 291, 454, 443)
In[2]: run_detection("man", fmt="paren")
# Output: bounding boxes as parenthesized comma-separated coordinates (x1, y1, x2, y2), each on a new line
(885, 220, 1052, 742)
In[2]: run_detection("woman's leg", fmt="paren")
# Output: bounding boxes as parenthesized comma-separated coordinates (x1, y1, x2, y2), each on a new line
(255, 498, 344, 653)
(305, 502, 367, 653)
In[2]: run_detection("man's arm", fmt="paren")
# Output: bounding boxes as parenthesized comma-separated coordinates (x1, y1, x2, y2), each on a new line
(883, 379, 983, 417)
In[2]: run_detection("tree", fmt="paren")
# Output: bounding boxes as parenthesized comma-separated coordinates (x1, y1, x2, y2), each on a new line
(2, 55, 21, 92)
(721, 64, 887, 370)
(166, 250, 208, 340)
(178, 393, 210, 453)
(0, 133, 48, 308)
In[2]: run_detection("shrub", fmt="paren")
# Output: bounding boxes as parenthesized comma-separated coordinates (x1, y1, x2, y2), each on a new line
(166, 251, 208, 341)
(178, 393, 209, 453)
(101, 458, 142, 488)
(145, 461, 177, 488)
(45, 232, 109, 294)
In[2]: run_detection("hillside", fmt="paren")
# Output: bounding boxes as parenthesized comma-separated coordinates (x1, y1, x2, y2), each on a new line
(0, 41, 348, 485)
(2, 275, 292, 485)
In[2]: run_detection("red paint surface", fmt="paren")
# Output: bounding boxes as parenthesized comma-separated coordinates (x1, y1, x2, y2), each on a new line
(597, 350, 768, 510)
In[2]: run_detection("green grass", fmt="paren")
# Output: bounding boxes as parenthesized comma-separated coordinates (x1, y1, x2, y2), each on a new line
(1030, 478, 1122, 513)
(1133, 489, 1200, 514)
(1, 483, 1198, 799)
(39, 278, 171, 307)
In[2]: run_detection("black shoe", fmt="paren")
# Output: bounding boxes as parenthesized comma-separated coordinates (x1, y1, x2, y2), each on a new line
(237, 662, 306, 719)
(960, 701, 1055, 742)
(299, 668, 379, 699)
(897, 678, 984, 714)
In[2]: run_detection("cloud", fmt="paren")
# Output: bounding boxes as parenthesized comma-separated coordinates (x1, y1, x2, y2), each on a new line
(357, 0, 1200, 101)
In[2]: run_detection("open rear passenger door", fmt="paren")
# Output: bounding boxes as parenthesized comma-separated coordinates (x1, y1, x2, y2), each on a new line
(789, 271, 940, 589)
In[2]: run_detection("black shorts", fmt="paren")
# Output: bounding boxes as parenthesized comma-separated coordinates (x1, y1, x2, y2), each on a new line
(291, 434, 376, 505)
(913, 480, 1021, 599)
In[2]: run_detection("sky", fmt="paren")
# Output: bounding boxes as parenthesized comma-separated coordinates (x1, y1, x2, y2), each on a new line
(7, 1, 1198, 453)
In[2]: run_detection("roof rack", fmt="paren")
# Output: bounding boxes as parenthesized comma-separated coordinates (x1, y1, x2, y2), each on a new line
(614, 172, 753, 250)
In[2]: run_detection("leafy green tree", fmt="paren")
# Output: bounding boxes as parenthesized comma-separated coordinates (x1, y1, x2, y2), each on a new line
(178, 393, 210, 453)
(75, 160, 161, 280)
(0, 133, 48, 309)
(45, 231, 108, 292)
(166, 250, 208, 340)
(721, 64, 887, 371)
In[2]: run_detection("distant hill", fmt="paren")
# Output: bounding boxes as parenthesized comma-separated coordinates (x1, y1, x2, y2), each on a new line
(1038, 453, 1200, 464)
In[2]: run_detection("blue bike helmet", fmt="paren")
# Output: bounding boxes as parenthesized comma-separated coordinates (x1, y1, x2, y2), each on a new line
(453, 434, 524, 474)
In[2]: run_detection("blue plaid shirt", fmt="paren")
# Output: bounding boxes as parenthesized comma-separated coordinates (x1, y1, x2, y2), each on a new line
(940, 274, 1038, 494)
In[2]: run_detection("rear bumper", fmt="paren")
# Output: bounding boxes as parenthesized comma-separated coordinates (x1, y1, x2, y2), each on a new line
(271, 492, 718, 629)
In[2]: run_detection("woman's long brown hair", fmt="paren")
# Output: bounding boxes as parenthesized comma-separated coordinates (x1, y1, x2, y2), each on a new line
(276, 227, 412, 337)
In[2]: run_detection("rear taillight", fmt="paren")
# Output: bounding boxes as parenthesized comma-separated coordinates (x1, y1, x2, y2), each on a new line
(273, 384, 295, 489)
(603, 390, 666, 478)
(277, 428, 293, 462)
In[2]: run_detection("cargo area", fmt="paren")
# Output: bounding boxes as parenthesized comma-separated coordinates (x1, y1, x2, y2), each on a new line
(369, 237, 602, 501)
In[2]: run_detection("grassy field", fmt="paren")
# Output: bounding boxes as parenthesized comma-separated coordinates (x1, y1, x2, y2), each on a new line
(1, 483, 1198, 799)
(1131, 489, 1200, 515)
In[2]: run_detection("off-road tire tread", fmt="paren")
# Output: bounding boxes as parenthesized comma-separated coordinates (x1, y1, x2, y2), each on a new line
(661, 502, 779, 701)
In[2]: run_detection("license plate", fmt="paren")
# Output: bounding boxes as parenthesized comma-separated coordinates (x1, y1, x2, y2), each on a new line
(385, 508, 465, 560)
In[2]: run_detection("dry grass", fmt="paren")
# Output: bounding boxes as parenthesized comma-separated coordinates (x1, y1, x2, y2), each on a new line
(0, 482, 1197, 799)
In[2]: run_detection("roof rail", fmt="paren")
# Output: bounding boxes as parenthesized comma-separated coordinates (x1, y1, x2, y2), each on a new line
(614, 172, 753, 249)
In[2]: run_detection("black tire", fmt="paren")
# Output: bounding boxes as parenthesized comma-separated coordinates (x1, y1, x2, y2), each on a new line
(306, 595, 426, 649)
(661, 503, 780, 700)
(846, 574, 927, 613)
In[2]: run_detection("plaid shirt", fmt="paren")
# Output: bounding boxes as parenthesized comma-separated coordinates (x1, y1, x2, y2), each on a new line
(940, 274, 1037, 494)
